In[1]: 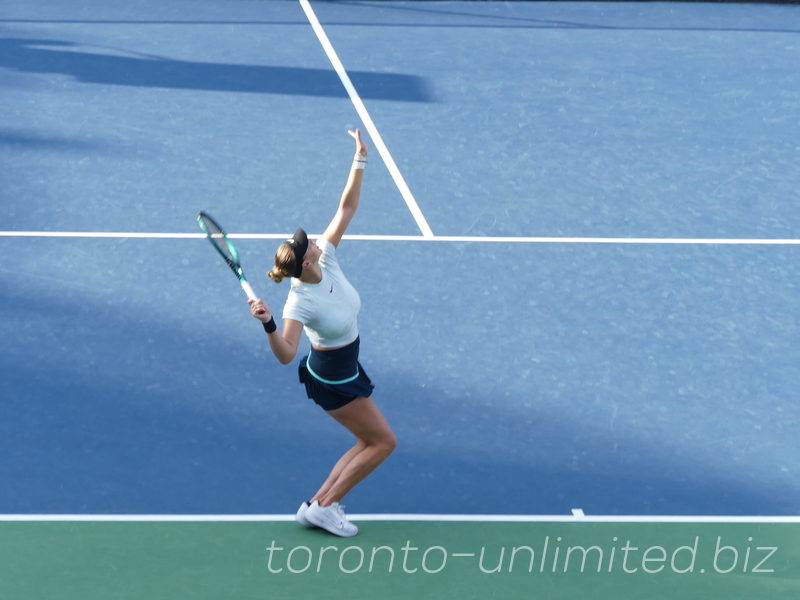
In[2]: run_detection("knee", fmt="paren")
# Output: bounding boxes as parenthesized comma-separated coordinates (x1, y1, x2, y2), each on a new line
(379, 431, 397, 458)
(366, 431, 395, 460)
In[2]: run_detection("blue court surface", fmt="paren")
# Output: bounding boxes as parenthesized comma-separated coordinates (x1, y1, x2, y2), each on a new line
(1, 0, 799, 520)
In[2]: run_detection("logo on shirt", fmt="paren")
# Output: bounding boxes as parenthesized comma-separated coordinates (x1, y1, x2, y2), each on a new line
(329, 284, 334, 293)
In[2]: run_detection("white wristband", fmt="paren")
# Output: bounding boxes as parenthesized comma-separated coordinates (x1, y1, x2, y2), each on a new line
(353, 153, 367, 170)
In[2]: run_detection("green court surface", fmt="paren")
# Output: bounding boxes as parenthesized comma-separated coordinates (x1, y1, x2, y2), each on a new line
(1, 517, 798, 599)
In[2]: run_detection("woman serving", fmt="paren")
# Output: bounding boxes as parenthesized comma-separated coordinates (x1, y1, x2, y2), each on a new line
(248, 129, 396, 537)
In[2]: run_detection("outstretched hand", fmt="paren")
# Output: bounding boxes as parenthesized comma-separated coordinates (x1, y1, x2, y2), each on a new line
(349, 128, 368, 157)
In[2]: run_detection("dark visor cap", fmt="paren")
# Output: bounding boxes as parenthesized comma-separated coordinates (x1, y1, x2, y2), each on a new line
(287, 228, 308, 278)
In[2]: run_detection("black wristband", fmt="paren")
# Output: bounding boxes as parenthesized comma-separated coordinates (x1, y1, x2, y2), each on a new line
(263, 317, 277, 334)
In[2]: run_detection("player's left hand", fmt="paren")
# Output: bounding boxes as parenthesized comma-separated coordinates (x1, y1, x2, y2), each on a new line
(349, 128, 368, 157)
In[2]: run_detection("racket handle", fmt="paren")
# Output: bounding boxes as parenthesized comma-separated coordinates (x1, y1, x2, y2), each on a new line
(241, 280, 257, 301)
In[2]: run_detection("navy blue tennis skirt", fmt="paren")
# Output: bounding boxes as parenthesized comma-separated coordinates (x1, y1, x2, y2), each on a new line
(298, 336, 374, 411)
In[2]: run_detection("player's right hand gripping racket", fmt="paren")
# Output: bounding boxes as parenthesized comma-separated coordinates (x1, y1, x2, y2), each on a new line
(196, 211, 257, 301)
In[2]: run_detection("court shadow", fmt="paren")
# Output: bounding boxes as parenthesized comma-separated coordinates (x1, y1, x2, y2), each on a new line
(0, 268, 330, 514)
(0, 37, 434, 102)
(1, 252, 795, 516)
(0, 128, 107, 151)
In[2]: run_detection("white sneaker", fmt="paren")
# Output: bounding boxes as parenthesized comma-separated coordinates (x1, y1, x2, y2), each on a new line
(304, 501, 358, 537)
(296, 502, 315, 528)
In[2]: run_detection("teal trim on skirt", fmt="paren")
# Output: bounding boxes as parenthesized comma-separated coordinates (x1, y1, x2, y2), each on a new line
(298, 336, 374, 411)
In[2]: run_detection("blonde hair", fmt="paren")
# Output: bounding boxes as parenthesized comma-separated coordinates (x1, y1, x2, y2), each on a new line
(267, 242, 297, 284)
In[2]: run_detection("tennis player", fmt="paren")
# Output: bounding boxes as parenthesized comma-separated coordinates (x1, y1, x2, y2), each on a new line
(248, 129, 396, 537)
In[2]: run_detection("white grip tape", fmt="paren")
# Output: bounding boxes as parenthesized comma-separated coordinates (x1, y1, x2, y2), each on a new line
(241, 280, 257, 301)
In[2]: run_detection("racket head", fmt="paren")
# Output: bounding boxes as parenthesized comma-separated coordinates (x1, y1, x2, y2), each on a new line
(197, 211, 244, 279)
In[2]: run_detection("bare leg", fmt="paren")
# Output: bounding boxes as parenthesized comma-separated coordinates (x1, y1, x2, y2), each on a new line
(312, 396, 396, 506)
(309, 440, 366, 503)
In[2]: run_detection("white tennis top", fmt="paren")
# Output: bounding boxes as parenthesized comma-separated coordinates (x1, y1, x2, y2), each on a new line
(282, 238, 361, 348)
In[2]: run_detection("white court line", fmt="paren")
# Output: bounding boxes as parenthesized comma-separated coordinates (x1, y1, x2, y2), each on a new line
(2, 231, 800, 245)
(1, 514, 799, 523)
(0, 231, 208, 239)
(298, 0, 435, 239)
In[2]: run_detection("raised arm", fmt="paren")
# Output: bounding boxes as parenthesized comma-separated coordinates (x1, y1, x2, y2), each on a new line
(321, 129, 369, 248)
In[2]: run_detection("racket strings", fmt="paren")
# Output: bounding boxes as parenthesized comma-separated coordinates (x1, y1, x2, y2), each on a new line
(199, 214, 237, 263)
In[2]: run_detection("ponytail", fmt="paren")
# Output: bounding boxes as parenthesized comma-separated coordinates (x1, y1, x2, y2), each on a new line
(268, 242, 297, 284)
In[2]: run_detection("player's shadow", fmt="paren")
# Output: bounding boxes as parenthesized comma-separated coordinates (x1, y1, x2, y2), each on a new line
(0, 37, 434, 102)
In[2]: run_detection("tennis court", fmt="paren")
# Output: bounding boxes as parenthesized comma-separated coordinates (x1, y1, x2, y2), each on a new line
(1, 0, 799, 598)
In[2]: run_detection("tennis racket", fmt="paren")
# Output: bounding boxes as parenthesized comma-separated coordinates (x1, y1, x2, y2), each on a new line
(196, 211, 257, 301)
